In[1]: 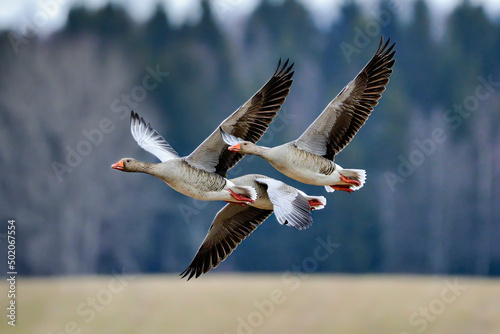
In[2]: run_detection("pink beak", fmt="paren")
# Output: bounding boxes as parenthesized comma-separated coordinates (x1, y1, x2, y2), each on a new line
(228, 143, 241, 152)
(111, 160, 124, 170)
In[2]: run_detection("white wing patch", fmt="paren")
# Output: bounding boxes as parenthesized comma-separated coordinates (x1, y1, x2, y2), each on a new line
(255, 178, 313, 230)
(130, 112, 179, 162)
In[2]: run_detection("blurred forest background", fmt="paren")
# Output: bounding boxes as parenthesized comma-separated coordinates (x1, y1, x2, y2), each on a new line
(0, 0, 499, 277)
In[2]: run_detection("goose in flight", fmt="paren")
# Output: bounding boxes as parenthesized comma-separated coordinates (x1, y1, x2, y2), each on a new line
(222, 38, 395, 193)
(111, 59, 294, 203)
(180, 174, 326, 280)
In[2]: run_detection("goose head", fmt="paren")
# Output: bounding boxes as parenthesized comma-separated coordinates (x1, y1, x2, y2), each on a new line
(228, 141, 257, 154)
(111, 158, 144, 172)
(220, 127, 261, 155)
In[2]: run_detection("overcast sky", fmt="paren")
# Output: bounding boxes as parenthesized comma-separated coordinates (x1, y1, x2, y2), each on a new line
(1, 0, 500, 35)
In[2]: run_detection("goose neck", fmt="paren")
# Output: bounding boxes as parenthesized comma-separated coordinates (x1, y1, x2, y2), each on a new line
(253, 145, 270, 157)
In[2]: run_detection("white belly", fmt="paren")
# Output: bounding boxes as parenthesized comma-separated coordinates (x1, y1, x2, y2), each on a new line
(271, 162, 342, 186)
(166, 180, 231, 201)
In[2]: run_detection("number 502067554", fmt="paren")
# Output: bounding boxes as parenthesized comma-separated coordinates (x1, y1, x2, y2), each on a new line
(7, 219, 16, 272)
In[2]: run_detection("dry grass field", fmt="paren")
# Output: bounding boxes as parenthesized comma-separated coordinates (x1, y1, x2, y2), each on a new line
(1, 274, 499, 334)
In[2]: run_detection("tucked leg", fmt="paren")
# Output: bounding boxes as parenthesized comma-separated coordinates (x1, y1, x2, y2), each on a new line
(228, 189, 255, 204)
(308, 199, 324, 210)
(330, 184, 354, 193)
(340, 173, 361, 186)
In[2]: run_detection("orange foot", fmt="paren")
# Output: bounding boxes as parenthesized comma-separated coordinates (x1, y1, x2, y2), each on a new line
(340, 173, 361, 186)
(330, 185, 354, 193)
(228, 189, 255, 204)
(308, 199, 324, 210)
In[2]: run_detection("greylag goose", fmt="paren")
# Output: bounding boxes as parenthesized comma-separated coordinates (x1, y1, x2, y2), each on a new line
(180, 174, 326, 280)
(222, 37, 395, 193)
(111, 59, 294, 203)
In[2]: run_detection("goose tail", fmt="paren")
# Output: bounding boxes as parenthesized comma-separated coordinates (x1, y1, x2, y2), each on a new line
(304, 195, 327, 211)
(340, 169, 366, 191)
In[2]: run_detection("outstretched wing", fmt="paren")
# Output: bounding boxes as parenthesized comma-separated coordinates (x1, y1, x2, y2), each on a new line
(295, 37, 396, 160)
(130, 111, 179, 162)
(255, 178, 313, 230)
(180, 204, 272, 280)
(185, 59, 294, 176)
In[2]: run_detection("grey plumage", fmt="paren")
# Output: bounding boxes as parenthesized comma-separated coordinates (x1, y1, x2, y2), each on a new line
(220, 37, 395, 193)
(295, 37, 396, 159)
(180, 174, 326, 280)
(113, 59, 295, 202)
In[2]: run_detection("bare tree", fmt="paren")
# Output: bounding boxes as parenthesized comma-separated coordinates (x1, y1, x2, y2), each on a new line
(0, 34, 175, 274)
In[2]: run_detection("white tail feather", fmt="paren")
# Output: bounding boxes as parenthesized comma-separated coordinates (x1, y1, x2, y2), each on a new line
(305, 195, 327, 210)
(297, 190, 327, 210)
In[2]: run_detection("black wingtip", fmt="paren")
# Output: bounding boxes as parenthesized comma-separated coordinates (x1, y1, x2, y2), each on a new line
(130, 110, 142, 128)
(274, 58, 282, 75)
(282, 58, 289, 70)
(377, 36, 396, 56)
(273, 58, 294, 77)
(130, 110, 136, 124)
(180, 268, 190, 280)
(130, 111, 155, 132)
(180, 267, 197, 281)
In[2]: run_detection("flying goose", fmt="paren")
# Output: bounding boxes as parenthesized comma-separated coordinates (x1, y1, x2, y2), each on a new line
(180, 174, 326, 280)
(222, 37, 395, 193)
(111, 59, 294, 203)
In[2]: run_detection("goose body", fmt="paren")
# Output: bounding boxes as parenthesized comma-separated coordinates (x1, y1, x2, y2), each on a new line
(181, 174, 326, 280)
(112, 59, 294, 203)
(263, 143, 337, 184)
(222, 38, 395, 193)
(230, 174, 326, 213)
(247, 143, 365, 190)
(135, 159, 234, 201)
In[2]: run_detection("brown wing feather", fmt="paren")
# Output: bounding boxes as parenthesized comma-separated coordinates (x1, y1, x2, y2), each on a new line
(295, 37, 395, 160)
(186, 59, 294, 176)
(180, 204, 273, 280)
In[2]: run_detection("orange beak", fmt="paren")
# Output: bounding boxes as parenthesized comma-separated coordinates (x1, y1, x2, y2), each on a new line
(228, 143, 241, 152)
(111, 160, 124, 171)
